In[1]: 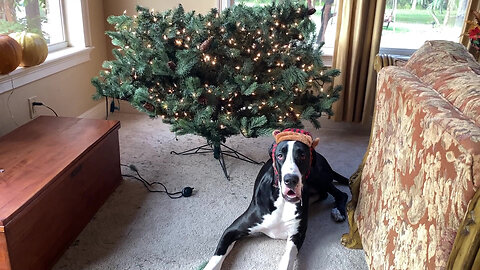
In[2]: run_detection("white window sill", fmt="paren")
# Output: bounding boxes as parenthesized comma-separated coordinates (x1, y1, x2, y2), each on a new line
(0, 46, 93, 94)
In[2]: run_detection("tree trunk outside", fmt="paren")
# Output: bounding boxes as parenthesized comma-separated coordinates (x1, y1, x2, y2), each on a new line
(428, 4, 441, 26)
(0, 2, 5, 20)
(316, 0, 334, 44)
(443, 0, 455, 26)
(25, 0, 42, 32)
(411, 0, 417, 10)
(2, 0, 16, 21)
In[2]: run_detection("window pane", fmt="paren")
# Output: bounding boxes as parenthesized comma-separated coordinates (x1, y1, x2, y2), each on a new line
(233, 0, 339, 53)
(309, 0, 338, 52)
(0, 0, 65, 45)
(43, 0, 64, 45)
(380, 0, 469, 51)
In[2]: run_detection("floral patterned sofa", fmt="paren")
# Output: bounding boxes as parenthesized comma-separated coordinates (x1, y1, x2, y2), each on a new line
(342, 40, 480, 269)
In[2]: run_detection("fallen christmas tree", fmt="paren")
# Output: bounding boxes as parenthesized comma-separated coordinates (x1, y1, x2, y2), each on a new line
(92, 1, 341, 159)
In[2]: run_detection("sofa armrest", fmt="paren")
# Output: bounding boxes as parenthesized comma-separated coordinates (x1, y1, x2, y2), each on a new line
(355, 66, 480, 269)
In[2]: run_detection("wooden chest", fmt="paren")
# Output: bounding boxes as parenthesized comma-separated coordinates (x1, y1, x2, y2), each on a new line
(0, 116, 122, 270)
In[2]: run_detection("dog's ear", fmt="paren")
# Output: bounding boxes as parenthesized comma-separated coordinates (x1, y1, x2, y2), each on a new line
(272, 130, 281, 143)
(268, 142, 275, 159)
(312, 138, 320, 148)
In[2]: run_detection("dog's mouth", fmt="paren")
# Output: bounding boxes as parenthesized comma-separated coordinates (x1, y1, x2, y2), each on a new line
(282, 186, 301, 203)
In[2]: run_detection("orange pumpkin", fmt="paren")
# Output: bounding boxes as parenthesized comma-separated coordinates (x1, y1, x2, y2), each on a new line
(0, 35, 22, 75)
(9, 32, 48, 67)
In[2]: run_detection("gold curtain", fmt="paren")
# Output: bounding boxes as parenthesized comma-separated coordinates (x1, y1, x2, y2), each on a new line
(461, 0, 480, 59)
(331, 0, 385, 124)
(461, 0, 480, 46)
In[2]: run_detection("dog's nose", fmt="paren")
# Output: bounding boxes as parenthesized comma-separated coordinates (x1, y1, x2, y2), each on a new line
(284, 174, 299, 188)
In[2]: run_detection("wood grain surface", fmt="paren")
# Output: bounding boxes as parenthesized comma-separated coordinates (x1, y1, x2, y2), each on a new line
(0, 116, 121, 270)
(0, 233, 10, 270)
(0, 116, 120, 226)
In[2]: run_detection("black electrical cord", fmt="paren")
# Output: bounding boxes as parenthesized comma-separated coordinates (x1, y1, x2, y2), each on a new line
(120, 164, 193, 199)
(43, 104, 58, 116)
(32, 102, 58, 117)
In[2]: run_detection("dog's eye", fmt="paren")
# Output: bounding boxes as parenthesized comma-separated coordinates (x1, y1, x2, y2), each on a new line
(300, 153, 306, 160)
(277, 153, 284, 160)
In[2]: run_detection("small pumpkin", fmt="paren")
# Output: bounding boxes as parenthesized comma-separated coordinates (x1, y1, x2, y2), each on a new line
(0, 35, 23, 75)
(9, 32, 48, 67)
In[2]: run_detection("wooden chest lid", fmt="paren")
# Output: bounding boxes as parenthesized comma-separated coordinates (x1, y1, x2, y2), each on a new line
(0, 116, 120, 226)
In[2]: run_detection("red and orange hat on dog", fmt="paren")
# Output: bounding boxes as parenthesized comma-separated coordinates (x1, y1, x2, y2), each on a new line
(272, 128, 319, 149)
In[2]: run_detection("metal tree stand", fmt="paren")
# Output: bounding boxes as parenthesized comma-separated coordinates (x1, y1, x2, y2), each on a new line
(170, 143, 264, 180)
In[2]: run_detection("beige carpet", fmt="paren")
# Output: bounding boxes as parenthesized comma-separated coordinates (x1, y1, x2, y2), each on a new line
(53, 112, 370, 270)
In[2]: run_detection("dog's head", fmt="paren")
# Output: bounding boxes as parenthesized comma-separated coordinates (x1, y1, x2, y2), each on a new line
(270, 129, 319, 204)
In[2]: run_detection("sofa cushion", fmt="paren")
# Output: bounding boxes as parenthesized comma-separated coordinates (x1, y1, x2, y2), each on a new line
(405, 40, 480, 126)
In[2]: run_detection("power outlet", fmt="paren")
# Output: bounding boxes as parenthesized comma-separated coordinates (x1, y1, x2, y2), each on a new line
(28, 96, 38, 119)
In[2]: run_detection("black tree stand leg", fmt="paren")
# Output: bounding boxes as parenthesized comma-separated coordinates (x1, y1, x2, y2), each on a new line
(217, 150, 230, 180)
(170, 144, 212, 156)
(170, 143, 264, 181)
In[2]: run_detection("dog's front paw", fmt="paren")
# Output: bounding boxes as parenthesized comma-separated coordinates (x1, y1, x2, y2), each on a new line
(331, 208, 346, 222)
(203, 256, 223, 270)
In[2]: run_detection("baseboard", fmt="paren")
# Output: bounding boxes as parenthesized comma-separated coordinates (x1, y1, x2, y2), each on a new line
(317, 117, 371, 134)
(116, 100, 141, 114)
(78, 100, 141, 119)
(78, 102, 106, 119)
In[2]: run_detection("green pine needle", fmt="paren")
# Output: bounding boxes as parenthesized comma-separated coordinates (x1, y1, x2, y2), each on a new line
(92, 1, 342, 147)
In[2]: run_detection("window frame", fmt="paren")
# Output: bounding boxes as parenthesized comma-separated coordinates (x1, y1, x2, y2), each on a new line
(46, 0, 68, 52)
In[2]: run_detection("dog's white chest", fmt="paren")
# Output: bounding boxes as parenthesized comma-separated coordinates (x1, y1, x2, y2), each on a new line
(250, 196, 300, 239)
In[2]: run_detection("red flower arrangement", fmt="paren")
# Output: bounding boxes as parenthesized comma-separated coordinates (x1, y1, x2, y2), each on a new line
(466, 11, 480, 50)
(469, 26, 480, 39)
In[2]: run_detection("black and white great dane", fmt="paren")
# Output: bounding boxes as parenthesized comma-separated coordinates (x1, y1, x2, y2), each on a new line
(204, 129, 349, 270)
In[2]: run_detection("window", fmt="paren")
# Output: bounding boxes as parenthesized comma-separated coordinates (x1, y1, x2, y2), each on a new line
(229, 0, 340, 56)
(380, 0, 469, 55)
(0, 0, 66, 51)
(0, 0, 92, 94)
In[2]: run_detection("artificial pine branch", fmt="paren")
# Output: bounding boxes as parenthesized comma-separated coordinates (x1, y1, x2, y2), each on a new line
(92, 1, 342, 148)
